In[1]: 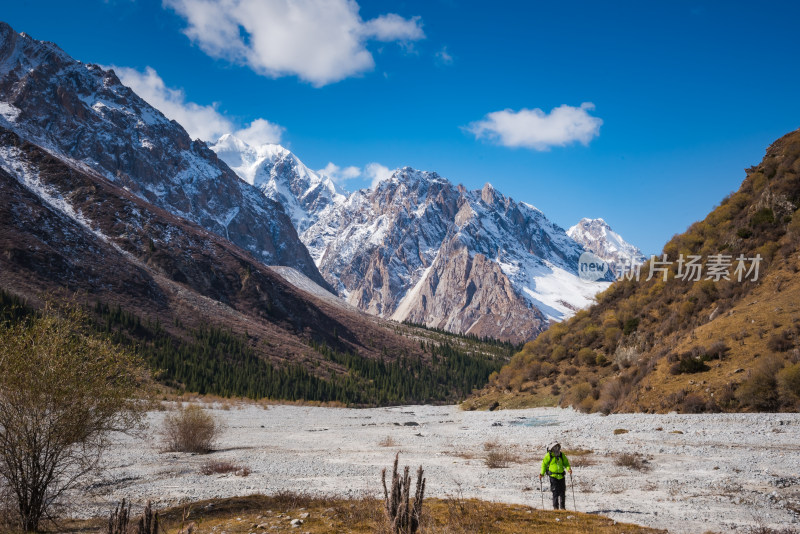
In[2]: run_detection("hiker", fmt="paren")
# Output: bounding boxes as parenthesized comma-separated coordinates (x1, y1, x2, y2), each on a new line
(539, 442, 572, 510)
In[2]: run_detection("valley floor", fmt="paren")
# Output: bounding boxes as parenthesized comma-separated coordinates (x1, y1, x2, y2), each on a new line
(72, 404, 799, 533)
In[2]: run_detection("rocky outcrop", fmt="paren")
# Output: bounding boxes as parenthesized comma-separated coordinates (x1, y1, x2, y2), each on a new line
(401, 243, 548, 343)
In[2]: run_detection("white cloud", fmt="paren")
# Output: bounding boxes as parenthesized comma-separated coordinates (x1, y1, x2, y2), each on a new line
(234, 118, 285, 146)
(164, 0, 425, 87)
(467, 102, 602, 151)
(317, 161, 392, 189)
(362, 14, 424, 41)
(113, 66, 283, 144)
(435, 46, 453, 65)
(318, 162, 361, 184)
(364, 162, 393, 189)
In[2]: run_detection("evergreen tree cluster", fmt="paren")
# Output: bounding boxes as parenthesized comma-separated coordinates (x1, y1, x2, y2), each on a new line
(0, 291, 508, 406)
(93, 301, 505, 405)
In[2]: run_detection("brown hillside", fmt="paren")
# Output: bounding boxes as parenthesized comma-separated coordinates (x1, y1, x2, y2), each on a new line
(467, 128, 800, 413)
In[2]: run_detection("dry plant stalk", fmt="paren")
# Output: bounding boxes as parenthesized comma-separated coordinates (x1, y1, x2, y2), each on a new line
(107, 499, 130, 534)
(108, 499, 159, 534)
(381, 453, 426, 534)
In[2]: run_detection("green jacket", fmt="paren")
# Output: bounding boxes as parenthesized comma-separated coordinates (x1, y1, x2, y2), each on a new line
(540, 452, 570, 479)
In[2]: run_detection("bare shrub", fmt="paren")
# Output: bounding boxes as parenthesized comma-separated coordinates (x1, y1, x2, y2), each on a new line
(613, 428, 629, 435)
(564, 382, 592, 408)
(681, 393, 707, 413)
(705, 341, 731, 360)
(200, 461, 250, 476)
(162, 405, 220, 453)
(767, 329, 794, 352)
(379, 436, 399, 447)
(736, 356, 784, 411)
(0, 304, 146, 532)
(565, 449, 595, 468)
(777, 362, 800, 405)
(381, 453, 425, 534)
(596, 378, 631, 414)
(485, 451, 511, 469)
(482, 441, 521, 468)
(615, 453, 650, 471)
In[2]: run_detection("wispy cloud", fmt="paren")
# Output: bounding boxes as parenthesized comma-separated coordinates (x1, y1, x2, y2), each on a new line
(318, 162, 361, 185)
(317, 161, 393, 189)
(467, 103, 602, 151)
(435, 46, 453, 65)
(112, 66, 283, 144)
(364, 162, 393, 188)
(164, 0, 425, 87)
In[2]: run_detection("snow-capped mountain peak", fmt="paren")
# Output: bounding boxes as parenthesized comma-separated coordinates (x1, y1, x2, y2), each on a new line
(210, 134, 345, 233)
(567, 217, 645, 276)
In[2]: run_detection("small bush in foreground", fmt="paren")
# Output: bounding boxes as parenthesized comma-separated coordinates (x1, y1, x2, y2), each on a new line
(162, 405, 220, 453)
(0, 304, 146, 532)
(200, 461, 250, 477)
(485, 451, 512, 469)
(615, 453, 649, 471)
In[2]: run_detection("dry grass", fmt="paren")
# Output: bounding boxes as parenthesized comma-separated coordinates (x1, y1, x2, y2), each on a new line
(565, 449, 596, 468)
(460, 390, 559, 410)
(613, 428, 629, 435)
(50, 494, 665, 533)
(615, 453, 650, 472)
(447, 449, 479, 460)
(200, 461, 251, 477)
(162, 405, 221, 453)
(482, 441, 525, 468)
(378, 435, 399, 447)
(564, 448, 593, 456)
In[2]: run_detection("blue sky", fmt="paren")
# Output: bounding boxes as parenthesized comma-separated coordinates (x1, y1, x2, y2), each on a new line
(5, 1, 800, 254)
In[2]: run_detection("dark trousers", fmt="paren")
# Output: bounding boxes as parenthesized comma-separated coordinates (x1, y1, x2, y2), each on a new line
(549, 476, 566, 509)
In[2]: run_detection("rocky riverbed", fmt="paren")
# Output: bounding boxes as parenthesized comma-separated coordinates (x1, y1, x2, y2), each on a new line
(72, 404, 800, 533)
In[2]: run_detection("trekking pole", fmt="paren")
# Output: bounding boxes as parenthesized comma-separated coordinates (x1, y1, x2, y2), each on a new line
(571, 472, 577, 511)
(539, 477, 544, 509)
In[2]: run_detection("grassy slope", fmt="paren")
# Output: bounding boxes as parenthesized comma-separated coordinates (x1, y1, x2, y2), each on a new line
(56, 495, 663, 534)
(468, 128, 800, 413)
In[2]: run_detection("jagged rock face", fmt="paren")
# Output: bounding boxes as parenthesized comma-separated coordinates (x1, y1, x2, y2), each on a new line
(303, 171, 611, 343)
(211, 134, 345, 234)
(204, 130, 633, 343)
(312, 169, 461, 316)
(0, 22, 328, 289)
(567, 218, 645, 276)
(401, 243, 548, 343)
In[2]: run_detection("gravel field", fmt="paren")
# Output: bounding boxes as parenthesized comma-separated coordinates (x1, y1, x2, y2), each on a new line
(73, 404, 800, 533)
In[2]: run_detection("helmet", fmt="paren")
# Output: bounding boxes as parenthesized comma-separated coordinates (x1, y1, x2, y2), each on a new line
(547, 442, 561, 452)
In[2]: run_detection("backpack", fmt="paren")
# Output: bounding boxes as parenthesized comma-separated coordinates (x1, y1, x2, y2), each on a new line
(544, 448, 567, 477)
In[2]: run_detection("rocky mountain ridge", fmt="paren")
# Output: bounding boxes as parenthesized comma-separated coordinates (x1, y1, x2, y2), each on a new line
(213, 134, 627, 343)
(0, 22, 328, 289)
